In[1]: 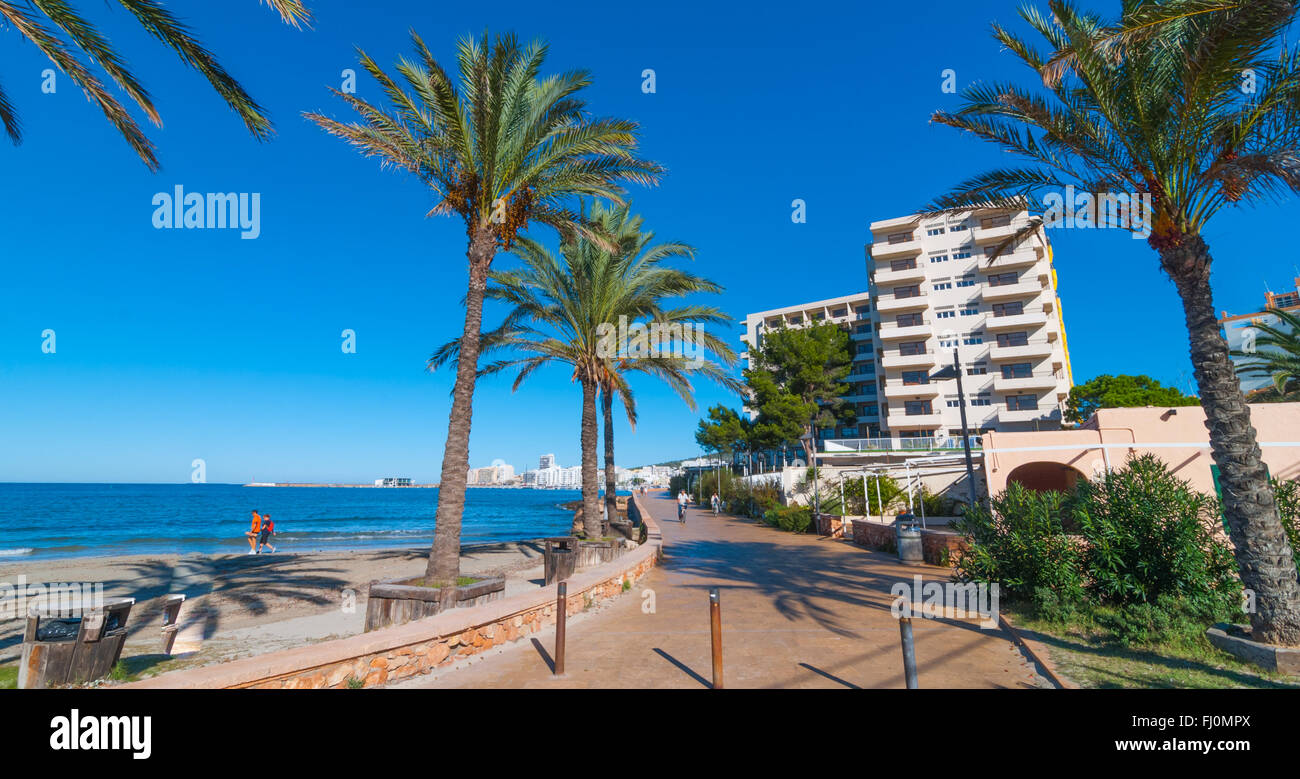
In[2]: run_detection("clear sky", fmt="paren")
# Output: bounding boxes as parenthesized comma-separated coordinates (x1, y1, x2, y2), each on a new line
(1, 0, 1295, 484)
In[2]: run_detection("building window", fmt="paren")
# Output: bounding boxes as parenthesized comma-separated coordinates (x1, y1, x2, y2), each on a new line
(963, 333, 984, 345)
(812, 312, 825, 321)
(939, 335, 958, 348)
(946, 399, 961, 408)
(899, 341, 927, 356)
(890, 259, 917, 272)
(788, 315, 802, 324)
(992, 301, 1025, 317)
(987, 271, 1020, 287)
(933, 282, 953, 290)
(926, 227, 945, 236)
(967, 363, 988, 376)
(902, 370, 930, 385)
(960, 306, 980, 316)
(980, 214, 1012, 229)
(929, 254, 950, 263)
(949, 221, 966, 231)
(996, 331, 1030, 347)
(894, 285, 922, 299)
(1001, 362, 1033, 379)
(852, 361, 874, 375)
(904, 400, 933, 416)
(896, 312, 923, 327)
(854, 323, 872, 334)
(952, 248, 973, 259)
(857, 343, 872, 354)
(970, 397, 992, 407)
(1007, 393, 1039, 411)
(936, 309, 956, 318)
(888, 232, 913, 244)
(859, 403, 878, 417)
(956, 274, 977, 288)
(831, 308, 848, 318)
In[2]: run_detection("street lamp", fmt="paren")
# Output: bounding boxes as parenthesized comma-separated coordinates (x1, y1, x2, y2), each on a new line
(930, 349, 979, 510)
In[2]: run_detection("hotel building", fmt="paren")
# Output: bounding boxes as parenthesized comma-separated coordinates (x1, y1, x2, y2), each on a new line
(1219, 277, 1300, 393)
(741, 208, 1073, 448)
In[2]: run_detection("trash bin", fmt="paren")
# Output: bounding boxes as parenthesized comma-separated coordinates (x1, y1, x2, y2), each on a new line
(543, 537, 577, 585)
(19, 597, 135, 689)
(895, 514, 924, 566)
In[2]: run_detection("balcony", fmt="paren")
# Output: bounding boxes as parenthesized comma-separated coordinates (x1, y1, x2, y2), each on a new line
(884, 382, 942, 399)
(822, 435, 983, 454)
(874, 263, 927, 285)
(984, 311, 1050, 331)
(878, 322, 932, 341)
(981, 250, 1041, 271)
(989, 342, 1055, 362)
(993, 374, 1063, 393)
(871, 239, 923, 261)
(886, 411, 945, 430)
(981, 281, 1043, 303)
(881, 350, 937, 369)
(972, 222, 1018, 245)
(875, 293, 930, 314)
(998, 407, 1063, 425)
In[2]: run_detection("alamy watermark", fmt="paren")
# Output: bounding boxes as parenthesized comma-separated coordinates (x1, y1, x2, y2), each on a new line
(152, 185, 261, 239)
(890, 575, 1000, 629)
(1043, 184, 1152, 239)
(0, 576, 106, 620)
(595, 315, 707, 368)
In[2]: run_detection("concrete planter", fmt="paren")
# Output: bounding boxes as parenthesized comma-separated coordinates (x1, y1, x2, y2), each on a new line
(364, 575, 506, 633)
(1205, 623, 1300, 675)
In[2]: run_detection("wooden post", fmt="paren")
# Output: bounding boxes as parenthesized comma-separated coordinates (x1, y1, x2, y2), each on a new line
(554, 582, 567, 676)
(709, 588, 723, 689)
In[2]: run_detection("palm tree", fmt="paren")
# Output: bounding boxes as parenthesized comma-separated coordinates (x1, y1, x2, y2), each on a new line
(1233, 307, 1300, 397)
(925, 0, 1300, 645)
(1, 0, 311, 169)
(430, 202, 739, 537)
(307, 32, 661, 586)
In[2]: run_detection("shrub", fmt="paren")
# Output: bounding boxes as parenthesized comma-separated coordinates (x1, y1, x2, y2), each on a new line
(1070, 454, 1240, 613)
(763, 505, 812, 533)
(1273, 477, 1300, 570)
(952, 482, 1085, 603)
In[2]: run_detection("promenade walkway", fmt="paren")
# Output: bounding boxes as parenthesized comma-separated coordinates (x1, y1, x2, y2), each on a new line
(402, 494, 1049, 689)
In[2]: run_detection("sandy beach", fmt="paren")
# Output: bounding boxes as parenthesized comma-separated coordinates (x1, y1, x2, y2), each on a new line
(0, 541, 548, 680)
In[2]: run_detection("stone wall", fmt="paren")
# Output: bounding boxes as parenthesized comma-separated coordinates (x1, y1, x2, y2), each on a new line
(849, 519, 966, 567)
(123, 497, 662, 690)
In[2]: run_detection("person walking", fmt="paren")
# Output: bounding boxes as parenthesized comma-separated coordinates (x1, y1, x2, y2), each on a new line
(677, 490, 688, 523)
(245, 511, 262, 554)
(257, 514, 277, 554)
(711, 492, 720, 516)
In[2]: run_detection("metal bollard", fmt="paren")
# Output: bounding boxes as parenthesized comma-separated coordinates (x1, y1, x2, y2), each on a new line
(709, 588, 723, 689)
(898, 616, 919, 689)
(554, 582, 567, 676)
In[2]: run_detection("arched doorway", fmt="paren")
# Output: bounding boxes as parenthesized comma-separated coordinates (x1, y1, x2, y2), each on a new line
(1006, 461, 1087, 493)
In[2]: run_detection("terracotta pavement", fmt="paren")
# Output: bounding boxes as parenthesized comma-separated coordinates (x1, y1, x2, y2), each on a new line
(403, 494, 1049, 689)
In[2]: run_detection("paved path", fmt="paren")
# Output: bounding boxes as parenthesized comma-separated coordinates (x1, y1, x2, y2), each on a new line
(403, 495, 1048, 689)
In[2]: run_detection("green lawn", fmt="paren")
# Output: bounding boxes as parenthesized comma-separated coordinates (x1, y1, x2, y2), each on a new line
(1010, 608, 1300, 689)
(0, 664, 17, 690)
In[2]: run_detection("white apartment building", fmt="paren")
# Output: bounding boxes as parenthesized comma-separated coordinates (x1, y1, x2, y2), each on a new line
(1219, 277, 1300, 393)
(870, 208, 1071, 438)
(740, 208, 1073, 447)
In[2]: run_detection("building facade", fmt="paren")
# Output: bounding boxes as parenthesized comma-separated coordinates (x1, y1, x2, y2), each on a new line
(1219, 277, 1300, 393)
(740, 208, 1073, 449)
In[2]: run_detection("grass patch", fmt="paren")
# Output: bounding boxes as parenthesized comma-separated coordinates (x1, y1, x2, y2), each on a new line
(1009, 604, 1300, 689)
(0, 664, 17, 690)
(403, 576, 480, 588)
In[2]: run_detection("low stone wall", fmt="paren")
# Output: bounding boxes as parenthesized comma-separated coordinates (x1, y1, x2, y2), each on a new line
(814, 513, 847, 539)
(849, 519, 966, 567)
(122, 498, 662, 690)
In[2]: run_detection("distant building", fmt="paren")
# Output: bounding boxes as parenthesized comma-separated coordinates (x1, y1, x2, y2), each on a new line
(538, 453, 556, 470)
(1220, 277, 1300, 392)
(374, 477, 412, 487)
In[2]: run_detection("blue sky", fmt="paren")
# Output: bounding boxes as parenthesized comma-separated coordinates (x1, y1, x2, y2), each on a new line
(0, 0, 1295, 483)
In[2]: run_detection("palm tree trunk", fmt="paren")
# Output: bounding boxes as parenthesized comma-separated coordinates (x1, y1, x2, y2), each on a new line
(601, 385, 619, 525)
(425, 228, 495, 587)
(1164, 234, 1300, 646)
(580, 376, 603, 538)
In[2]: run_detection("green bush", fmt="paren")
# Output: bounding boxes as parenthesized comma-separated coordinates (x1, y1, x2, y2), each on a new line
(952, 482, 1085, 603)
(1070, 454, 1239, 612)
(1273, 477, 1300, 570)
(763, 505, 812, 533)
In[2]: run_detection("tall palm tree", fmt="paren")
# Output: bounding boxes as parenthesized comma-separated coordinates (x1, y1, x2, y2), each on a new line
(1233, 307, 1300, 397)
(925, 0, 1300, 645)
(307, 32, 661, 586)
(429, 202, 739, 537)
(1, 0, 311, 169)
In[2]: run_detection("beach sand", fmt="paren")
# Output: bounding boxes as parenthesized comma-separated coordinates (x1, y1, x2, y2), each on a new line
(0, 541, 548, 680)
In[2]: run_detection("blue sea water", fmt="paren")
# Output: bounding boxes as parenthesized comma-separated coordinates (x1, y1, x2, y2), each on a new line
(0, 484, 593, 560)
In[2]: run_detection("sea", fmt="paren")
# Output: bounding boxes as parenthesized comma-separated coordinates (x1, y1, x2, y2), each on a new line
(0, 484, 594, 561)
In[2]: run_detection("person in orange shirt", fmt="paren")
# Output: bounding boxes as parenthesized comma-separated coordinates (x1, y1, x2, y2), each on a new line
(246, 511, 262, 554)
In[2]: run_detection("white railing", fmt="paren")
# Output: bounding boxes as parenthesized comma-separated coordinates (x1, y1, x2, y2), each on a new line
(822, 436, 983, 453)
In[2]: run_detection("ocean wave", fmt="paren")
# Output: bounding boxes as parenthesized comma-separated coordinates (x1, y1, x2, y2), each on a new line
(0, 548, 34, 557)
